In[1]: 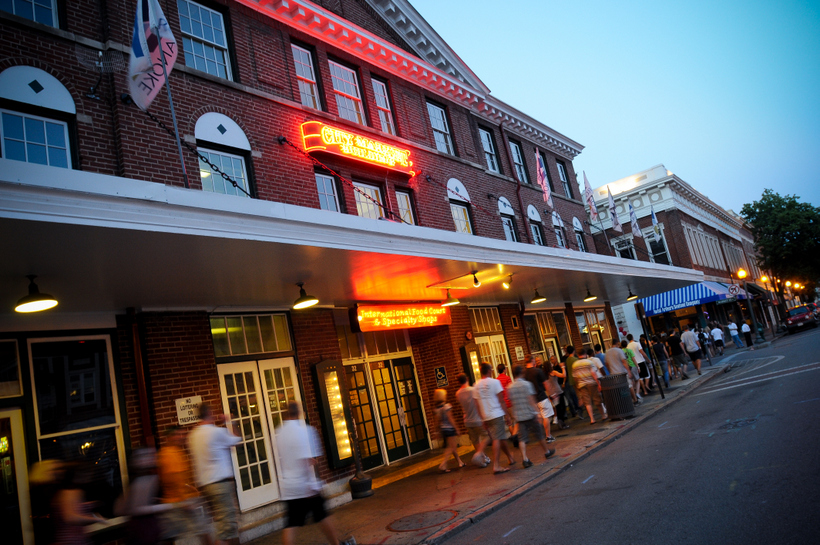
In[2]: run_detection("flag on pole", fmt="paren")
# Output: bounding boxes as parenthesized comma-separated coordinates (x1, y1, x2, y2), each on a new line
(629, 202, 643, 238)
(535, 152, 554, 207)
(583, 171, 598, 222)
(129, 0, 177, 111)
(607, 186, 622, 232)
(651, 205, 660, 234)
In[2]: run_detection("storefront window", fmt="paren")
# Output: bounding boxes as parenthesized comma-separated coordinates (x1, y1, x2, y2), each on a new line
(551, 312, 571, 350)
(469, 307, 503, 334)
(210, 314, 292, 357)
(0, 340, 22, 397)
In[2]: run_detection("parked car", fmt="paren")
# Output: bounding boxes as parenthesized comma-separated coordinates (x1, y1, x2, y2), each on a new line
(785, 305, 818, 334)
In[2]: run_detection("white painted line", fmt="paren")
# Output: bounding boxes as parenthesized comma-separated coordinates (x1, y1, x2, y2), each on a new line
(503, 526, 521, 538)
(708, 362, 820, 389)
(795, 397, 820, 404)
(730, 356, 785, 378)
(658, 421, 668, 428)
(582, 475, 595, 484)
(696, 365, 820, 396)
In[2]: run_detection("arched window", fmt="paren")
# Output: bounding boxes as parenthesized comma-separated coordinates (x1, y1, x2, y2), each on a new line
(552, 211, 567, 248)
(448, 178, 473, 234)
(497, 197, 517, 242)
(0, 66, 75, 168)
(527, 204, 545, 246)
(572, 217, 587, 252)
(194, 113, 252, 197)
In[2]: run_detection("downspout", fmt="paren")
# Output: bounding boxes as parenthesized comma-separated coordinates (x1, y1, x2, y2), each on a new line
(499, 121, 532, 244)
(128, 307, 155, 448)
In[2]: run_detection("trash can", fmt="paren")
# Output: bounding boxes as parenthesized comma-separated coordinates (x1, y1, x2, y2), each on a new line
(600, 373, 635, 420)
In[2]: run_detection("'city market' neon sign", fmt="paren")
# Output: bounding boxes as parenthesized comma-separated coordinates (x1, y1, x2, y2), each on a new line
(356, 304, 451, 332)
(301, 121, 415, 176)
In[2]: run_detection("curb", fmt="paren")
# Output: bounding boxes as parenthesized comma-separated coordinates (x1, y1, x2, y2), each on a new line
(421, 368, 727, 545)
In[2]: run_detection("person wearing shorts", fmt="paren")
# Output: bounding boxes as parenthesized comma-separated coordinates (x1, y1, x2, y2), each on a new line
(473, 363, 516, 473)
(456, 374, 490, 466)
(572, 349, 608, 424)
(507, 365, 555, 467)
(711, 325, 725, 356)
(524, 356, 555, 441)
(680, 324, 703, 376)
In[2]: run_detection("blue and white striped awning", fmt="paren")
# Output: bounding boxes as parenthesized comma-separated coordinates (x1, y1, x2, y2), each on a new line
(639, 281, 746, 317)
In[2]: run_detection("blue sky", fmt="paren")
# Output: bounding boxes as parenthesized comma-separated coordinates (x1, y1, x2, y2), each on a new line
(408, 0, 820, 213)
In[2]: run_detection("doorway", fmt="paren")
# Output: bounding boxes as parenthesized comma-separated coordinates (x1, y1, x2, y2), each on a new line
(475, 334, 510, 376)
(0, 409, 31, 545)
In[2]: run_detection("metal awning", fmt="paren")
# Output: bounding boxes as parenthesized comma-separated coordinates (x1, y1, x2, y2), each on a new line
(639, 281, 747, 317)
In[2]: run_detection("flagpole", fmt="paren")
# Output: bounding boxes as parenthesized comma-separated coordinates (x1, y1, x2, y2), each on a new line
(156, 31, 189, 189)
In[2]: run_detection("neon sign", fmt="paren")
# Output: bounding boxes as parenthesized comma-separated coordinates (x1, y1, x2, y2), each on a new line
(356, 304, 451, 332)
(301, 121, 415, 176)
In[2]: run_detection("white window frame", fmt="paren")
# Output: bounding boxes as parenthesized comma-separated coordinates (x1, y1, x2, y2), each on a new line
(556, 161, 572, 198)
(328, 61, 364, 124)
(353, 182, 384, 219)
(509, 141, 528, 183)
(575, 229, 587, 252)
(178, 0, 233, 80)
(291, 44, 320, 109)
(1, 109, 70, 168)
(613, 234, 637, 260)
(530, 222, 545, 246)
(372, 79, 395, 135)
(450, 201, 473, 234)
(395, 190, 415, 225)
(553, 212, 567, 249)
(198, 146, 250, 197)
(315, 173, 340, 212)
(427, 102, 453, 155)
(1, 0, 57, 27)
(642, 225, 671, 265)
(479, 128, 499, 173)
(501, 215, 518, 242)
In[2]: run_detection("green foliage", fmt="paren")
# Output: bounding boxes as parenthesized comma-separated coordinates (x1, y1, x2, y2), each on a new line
(740, 190, 820, 300)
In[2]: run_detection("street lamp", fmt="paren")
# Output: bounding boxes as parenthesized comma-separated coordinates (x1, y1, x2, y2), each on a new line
(737, 268, 766, 344)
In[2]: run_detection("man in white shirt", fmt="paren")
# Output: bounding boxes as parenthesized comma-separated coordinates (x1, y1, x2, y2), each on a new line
(455, 374, 490, 467)
(188, 403, 241, 545)
(626, 334, 650, 395)
(276, 402, 354, 545)
(711, 325, 725, 355)
(473, 362, 516, 473)
(727, 321, 744, 348)
(680, 324, 703, 376)
(741, 322, 755, 351)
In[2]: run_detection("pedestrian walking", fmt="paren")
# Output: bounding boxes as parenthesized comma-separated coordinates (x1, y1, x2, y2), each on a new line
(572, 349, 608, 424)
(680, 324, 703, 376)
(455, 374, 491, 468)
(593, 344, 609, 376)
(496, 364, 517, 444)
(626, 334, 650, 396)
(507, 365, 555, 467)
(651, 335, 671, 388)
(697, 327, 713, 365)
(605, 340, 640, 404)
(545, 355, 570, 429)
(473, 362, 516, 474)
(276, 401, 354, 545)
(189, 403, 242, 545)
(434, 389, 465, 472)
(621, 340, 645, 399)
(666, 330, 690, 380)
(728, 321, 744, 348)
(524, 356, 555, 442)
(114, 448, 165, 545)
(711, 324, 725, 355)
(564, 346, 583, 419)
(742, 322, 754, 350)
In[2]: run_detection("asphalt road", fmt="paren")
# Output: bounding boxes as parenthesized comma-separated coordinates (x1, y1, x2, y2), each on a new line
(442, 327, 820, 545)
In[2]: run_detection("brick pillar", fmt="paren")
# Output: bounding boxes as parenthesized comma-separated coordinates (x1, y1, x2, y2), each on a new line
(564, 302, 583, 352)
(604, 301, 618, 348)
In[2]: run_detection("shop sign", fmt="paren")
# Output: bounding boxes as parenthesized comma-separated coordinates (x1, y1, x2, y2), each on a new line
(515, 346, 525, 361)
(175, 395, 202, 426)
(717, 296, 737, 305)
(435, 366, 448, 387)
(301, 121, 415, 176)
(356, 304, 451, 332)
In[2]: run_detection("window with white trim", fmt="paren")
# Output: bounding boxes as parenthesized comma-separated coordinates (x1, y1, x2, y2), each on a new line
(573, 217, 587, 252)
(683, 224, 726, 270)
(538, 151, 555, 192)
(553, 211, 567, 248)
(291, 44, 320, 109)
(178, 0, 232, 80)
(329, 61, 364, 124)
(210, 314, 293, 357)
(643, 227, 670, 265)
(198, 148, 249, 197)
(316, 173, 340, 212)
(1, 109, 70, 167)
(478, 127, 499, 173)
(556, 160, 573, 198)
(1, 0, 56, 26)
(427, 102, 453, 155)
(450, 201, 473, 234)
(613, 235, 636, 259)
(353, 182, 384, 219)
(509, 141, 528, 183)
(502, 215, 518, 242)
(372, 79, 395, 135)
(395, 190, 415, 225)
(530, 222, 545, 246)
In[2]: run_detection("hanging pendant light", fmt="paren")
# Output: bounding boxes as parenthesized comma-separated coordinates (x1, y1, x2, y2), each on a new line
(15, 275, 58, 313)
(531, 289, 546, 304)
(626, 289, 638, 301)
(502, 275, 512, 290)
(441, 289, 460, 307)
(472, 271, 481, 288)
(292, 282, 319, 309)
(583, 288, 598, 302)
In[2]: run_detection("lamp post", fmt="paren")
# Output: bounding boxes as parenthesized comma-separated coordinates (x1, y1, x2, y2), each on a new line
(760, 275, 782, 332)
(738, 268, 766, 344)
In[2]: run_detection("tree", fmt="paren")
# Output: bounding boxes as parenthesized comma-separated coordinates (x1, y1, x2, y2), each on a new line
(741, 190, 820, 304)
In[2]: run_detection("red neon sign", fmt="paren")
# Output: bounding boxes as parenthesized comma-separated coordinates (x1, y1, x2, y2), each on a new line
(301, 121, 415, 176)
(356, 304, 451, 332)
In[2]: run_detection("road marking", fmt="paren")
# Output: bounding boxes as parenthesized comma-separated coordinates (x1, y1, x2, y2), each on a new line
(503, 526, 521, 538)
(730, 356, 785, 378)
(696, 363, 820, 396)
(658, 421, 668, 428)
(713, 361, 819, 388)
(582, 475, 595, 484)
(795, 397, 820, 404)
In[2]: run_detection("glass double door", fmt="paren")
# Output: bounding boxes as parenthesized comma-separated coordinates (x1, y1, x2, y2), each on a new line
(345, 357, 428, 470)
(475, 334, 510, 378)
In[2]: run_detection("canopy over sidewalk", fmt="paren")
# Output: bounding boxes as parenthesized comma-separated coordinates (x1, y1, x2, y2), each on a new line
(639, 281, 746, 317)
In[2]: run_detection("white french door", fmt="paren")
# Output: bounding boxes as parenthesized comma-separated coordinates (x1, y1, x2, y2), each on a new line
(475, 334, 510, 377)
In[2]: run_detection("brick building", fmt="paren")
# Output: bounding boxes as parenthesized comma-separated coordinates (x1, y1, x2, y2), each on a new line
(588, 164, 772, 336)
(0, 1, 700, 542)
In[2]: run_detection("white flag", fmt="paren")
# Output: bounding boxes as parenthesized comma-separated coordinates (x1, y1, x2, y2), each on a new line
(651, 205, 660, 234)
(129, 0, 178, 111)
(583, 171, 599, 222)
(629, 202, 643, 238)
(607, 186, 622, 233)
(535, 152, 554, 208)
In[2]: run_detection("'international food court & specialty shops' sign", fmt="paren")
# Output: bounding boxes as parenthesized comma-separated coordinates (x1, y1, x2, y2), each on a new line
(356, 304, 451, 332)
(301, 121, 415, 176)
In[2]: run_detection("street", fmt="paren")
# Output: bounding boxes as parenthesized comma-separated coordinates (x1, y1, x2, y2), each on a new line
(442, 329, 820, 545)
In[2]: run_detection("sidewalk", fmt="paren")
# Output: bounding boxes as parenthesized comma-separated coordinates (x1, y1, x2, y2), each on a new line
(248, 355, 756, 545)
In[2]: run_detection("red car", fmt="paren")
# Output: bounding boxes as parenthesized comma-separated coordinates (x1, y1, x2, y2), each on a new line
(785, 305, 818, 334)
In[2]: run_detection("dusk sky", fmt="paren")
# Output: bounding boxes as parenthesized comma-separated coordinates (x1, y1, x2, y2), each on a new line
(409, 0, 820, 214)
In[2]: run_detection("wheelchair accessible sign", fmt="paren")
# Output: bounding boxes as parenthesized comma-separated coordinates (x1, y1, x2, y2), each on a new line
(434, 366, 448, 387)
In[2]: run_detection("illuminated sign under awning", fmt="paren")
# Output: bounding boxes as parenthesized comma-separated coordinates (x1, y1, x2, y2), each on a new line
(356, 304, 451, 332)
(301, 121, 415, 176)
